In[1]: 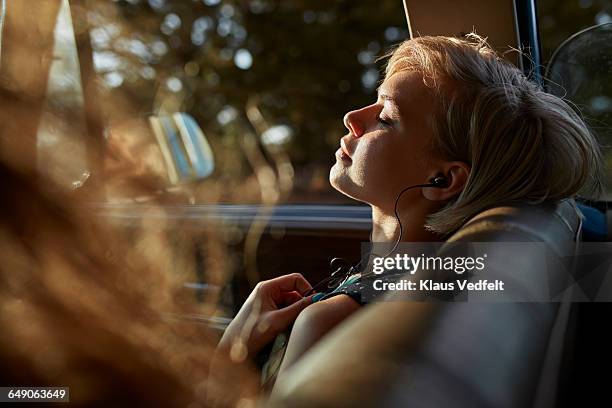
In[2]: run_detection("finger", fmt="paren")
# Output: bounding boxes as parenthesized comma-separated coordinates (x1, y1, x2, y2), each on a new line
(280, 291, 303, 306)
(263, 273, 313, 295)
(271, 295, 314, 328)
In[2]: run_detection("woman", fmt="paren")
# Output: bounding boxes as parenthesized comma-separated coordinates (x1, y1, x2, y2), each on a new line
(215, 33, 604, 395)
(0, 33, 602, 407)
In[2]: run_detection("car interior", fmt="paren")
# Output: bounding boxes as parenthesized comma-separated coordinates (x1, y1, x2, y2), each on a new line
(1, 0, 611, 406)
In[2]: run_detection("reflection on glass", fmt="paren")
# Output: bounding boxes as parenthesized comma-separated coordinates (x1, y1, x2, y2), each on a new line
(546, 23, 612, 198)
(37, 0, 89, 189)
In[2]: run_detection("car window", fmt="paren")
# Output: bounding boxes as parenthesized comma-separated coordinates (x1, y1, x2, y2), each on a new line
(75, 0, 408, 204)
(539, 0, 612, 198)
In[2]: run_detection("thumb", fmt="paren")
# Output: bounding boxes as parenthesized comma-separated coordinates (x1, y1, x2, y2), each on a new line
(271, 294, 314, 328)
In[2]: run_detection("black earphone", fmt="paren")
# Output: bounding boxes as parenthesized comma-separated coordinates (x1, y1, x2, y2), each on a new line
(429, 175, 448, 187)
(304, 175, 449, 296)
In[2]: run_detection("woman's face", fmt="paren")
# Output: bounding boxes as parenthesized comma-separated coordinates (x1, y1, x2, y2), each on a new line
(330, 70, 442, 209)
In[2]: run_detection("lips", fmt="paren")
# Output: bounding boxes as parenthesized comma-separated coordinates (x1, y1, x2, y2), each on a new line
(340, 138, 353, 159)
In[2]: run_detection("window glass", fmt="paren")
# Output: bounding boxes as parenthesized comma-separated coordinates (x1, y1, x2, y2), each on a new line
(539, 0, 612, 197)
(538, 0, 611, 61)
(81, 0, 409, 204)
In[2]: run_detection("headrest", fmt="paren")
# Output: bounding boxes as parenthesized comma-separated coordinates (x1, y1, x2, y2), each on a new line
(448, 199, 581, 253)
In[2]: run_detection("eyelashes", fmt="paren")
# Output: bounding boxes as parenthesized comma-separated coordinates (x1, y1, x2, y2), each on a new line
(377, 116, 392, 127)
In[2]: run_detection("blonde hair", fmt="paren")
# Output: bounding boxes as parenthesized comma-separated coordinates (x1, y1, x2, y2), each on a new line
(383, 34, 605, 235)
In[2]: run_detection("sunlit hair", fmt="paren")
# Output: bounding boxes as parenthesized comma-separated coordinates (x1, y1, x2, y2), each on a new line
(383, 33, 605, 235)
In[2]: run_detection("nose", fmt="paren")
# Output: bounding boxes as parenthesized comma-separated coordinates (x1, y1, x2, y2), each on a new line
(343, 109, 364, 138)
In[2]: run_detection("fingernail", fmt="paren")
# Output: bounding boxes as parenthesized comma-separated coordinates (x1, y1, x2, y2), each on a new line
(312, 293, 325, 302)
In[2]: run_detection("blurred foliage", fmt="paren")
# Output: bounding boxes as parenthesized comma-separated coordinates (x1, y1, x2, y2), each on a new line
(539, 0, 612, 62)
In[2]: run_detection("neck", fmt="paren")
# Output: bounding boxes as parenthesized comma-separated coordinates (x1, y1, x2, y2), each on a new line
(370, 205, 441, 243)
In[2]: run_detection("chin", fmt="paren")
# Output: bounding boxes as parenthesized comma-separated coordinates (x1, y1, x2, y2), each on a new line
(329, 163, 367, 203)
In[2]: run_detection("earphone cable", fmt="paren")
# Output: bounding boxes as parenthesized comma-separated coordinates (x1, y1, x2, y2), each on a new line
(304, 181, 442, 296)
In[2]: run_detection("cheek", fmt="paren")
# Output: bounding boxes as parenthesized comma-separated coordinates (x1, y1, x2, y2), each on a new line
(355, 137, 428, 187)
(357, 138, 408, 174)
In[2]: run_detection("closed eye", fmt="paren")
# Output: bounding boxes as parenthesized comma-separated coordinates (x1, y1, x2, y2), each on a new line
(377, 116, 392, 127)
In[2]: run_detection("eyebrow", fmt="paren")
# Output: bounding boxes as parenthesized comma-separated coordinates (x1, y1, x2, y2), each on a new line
(377, 91, 401, 115)
(378, 93, 394, 102)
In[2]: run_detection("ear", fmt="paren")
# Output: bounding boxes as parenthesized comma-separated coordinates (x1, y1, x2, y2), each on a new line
(422, 161, 471, 201)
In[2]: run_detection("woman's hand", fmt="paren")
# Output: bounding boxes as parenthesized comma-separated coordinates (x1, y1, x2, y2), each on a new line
(217, 273, 316, 361)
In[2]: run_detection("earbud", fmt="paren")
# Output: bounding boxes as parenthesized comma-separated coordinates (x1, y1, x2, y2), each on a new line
(429, 176, 448, 187)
